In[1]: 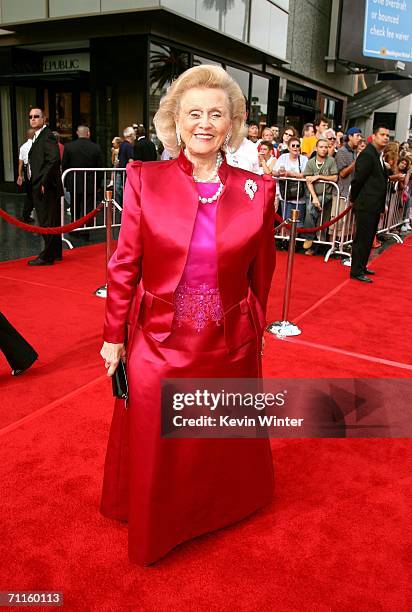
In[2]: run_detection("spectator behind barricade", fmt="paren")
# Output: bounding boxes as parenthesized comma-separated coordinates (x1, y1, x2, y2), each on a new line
(257, 141, 276, 175)
(52, 131, 64, 160)
(108, 136, 122, 190)
(119, 127, 136, 167)
(323, 129, 338, 157)
(270, 125, 280, 147)
(400, 155, 412, 231)
(133, 124, 157, 162)
(400, 141, 410, 155)
(383, 141, 399, 174)
(274, 136, 307, 224)
(357, 137, 367, 154)
(336, 127, 362, 200)
(111, 137, 122, 167)
(257, 126, 275, 147)
(226, 121, 260, 173)
(277, 126, 298, 157)
(17, 128, 35, 223)
(300, 123, 317, 158)
(62, 126, 103, 239)
(336, 131, 344, 149)
(247, 122, 259, 144)
(116, 127, 136, 203)
(314, 116, 329, 139)
(302, 138, 338, 255)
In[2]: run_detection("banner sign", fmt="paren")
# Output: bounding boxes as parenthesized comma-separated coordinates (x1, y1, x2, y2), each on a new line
(363, 0, 412, 63)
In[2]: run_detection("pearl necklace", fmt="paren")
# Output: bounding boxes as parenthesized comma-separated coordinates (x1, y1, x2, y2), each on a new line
(193, 152, 223, 183)
(198, 181, 224, 204)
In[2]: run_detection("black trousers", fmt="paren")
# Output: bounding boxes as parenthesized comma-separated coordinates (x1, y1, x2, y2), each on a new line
(33, 186, 62, 262)
(351, 209, 381, 277)
(22, 167, 34, 220)
(0, 312, 38, 371)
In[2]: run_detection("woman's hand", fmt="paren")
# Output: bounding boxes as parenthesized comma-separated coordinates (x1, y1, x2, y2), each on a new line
(100, 342, 126, 376)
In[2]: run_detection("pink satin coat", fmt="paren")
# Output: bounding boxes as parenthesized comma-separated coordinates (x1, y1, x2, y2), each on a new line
(103, 151, 276, 350)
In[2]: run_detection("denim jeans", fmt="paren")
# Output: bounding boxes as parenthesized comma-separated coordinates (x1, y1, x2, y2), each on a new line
(281, 200, 306, 227)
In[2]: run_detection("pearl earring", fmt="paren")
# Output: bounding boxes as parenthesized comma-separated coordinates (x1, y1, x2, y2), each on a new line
(176, 127, 182, 147)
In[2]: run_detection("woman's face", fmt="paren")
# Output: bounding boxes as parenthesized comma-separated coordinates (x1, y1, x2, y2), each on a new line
(283, 129, 294, 144)
(262, 128, 274, 141)
(399, 159, 407, 171)
(177, 87, 232, 158)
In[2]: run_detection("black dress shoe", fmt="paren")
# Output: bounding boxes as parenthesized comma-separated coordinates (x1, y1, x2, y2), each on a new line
(27, 258, 54, 266)
(350, 274, 373, 283)
(364, 269, 375, 275)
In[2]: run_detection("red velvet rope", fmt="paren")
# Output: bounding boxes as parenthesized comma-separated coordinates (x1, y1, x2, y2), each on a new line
(275, 204, 353, 234)
(0, 203, 104, 234)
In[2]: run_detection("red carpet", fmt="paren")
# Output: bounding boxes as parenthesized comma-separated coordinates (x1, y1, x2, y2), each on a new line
(0, 241, 411, 610)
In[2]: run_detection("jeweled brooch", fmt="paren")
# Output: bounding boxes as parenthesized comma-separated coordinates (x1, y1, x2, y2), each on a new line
(244, 179, 258, 200)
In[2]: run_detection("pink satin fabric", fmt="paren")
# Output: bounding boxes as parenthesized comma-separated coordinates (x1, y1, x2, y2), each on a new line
(173, 183, 223, 332)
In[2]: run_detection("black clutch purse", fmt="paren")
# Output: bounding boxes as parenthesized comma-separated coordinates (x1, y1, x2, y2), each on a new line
(112, 360, 128, 404)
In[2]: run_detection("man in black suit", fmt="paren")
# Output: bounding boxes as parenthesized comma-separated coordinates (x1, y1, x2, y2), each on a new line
(350, 124, 390, 283)
(62, 125, 103, 235)
(27, 108, 64, 266)
(133, 125, 157, 162)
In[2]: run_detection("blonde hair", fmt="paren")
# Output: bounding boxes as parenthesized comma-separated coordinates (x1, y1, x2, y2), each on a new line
(154, 65, 246, 158)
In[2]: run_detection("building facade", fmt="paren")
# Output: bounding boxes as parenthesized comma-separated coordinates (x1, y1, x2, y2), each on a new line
(0, 0, 353, 183)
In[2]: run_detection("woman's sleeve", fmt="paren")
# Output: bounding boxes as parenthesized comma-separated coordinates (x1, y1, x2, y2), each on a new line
(103, 162, 143, 343)
(248, 175, 276, 333)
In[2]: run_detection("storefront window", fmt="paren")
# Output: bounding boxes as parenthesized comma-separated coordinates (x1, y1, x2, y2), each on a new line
(149, 42, 189, 137)
(80, 91, 91, 127)
(226, 65, 250, 100)
(55, 91, 73, 142)
(249, 74, 269, 127)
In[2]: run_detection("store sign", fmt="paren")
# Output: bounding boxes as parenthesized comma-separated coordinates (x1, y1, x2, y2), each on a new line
(43, 53, 90, 73)
(290, 92, 317, 111)
(363, 0, 412, 62)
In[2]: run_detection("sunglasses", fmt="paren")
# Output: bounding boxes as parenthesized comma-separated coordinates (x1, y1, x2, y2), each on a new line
(290, 144, 300, 148)
(327, 137, 336, 141)
(285, 132, 294, 137)
(29, 114, 41, 119)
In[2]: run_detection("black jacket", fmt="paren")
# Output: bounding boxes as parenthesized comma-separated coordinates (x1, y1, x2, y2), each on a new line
(350, 143, 389, 213)
(62, 137, 104, 192)
(28, 126, 63, 196)
(133, 137, 157, 162)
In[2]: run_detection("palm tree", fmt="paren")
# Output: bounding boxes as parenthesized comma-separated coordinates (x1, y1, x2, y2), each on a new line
(202, 0, 236, 31)
(150, 44, 189, 94)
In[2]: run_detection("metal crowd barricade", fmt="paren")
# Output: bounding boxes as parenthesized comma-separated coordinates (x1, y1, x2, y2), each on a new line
(275, 177, 341, 262)
(335, 182, 407, 260)
(61, 167, 126, 248)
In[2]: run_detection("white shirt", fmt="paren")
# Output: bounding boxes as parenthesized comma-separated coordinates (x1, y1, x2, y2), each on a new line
(19, 139, 32, 165)
(226, 138, 260, 174)
(274, 153, 308, 200)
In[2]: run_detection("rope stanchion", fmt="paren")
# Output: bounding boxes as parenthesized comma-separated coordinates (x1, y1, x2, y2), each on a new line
(268, 209, 302, 339)
(95, 191, 114, 299)
(274, 204, 353, 234)
(0, 204, 104, 234)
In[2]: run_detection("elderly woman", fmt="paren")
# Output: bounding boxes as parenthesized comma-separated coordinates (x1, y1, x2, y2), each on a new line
(100, 65, 276, 565)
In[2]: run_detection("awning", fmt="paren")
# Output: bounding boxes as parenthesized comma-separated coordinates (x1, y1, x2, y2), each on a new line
(346, 79, 412, 119)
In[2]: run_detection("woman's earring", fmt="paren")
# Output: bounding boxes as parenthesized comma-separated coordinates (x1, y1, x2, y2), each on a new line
(176, 127, 182, 147)
(224, 132, 232, 149)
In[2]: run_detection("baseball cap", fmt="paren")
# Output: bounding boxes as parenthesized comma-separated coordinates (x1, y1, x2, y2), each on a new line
(346, 127, 362, 136)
